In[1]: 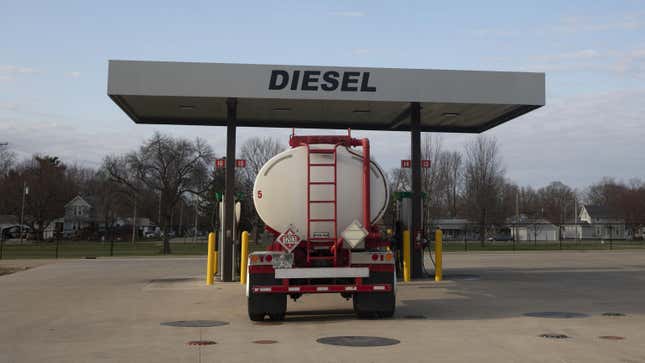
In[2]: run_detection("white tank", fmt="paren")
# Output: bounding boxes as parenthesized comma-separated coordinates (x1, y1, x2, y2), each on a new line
(253, 145, 389, 239)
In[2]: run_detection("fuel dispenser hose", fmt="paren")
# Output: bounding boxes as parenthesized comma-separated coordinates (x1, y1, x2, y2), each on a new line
(423, 238, 436, 277)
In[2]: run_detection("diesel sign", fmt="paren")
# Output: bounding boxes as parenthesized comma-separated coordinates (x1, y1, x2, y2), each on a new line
(269, 70, 376, 92)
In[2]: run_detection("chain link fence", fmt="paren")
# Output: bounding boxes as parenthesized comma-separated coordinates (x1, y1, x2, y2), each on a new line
(431, 222, 645, 251)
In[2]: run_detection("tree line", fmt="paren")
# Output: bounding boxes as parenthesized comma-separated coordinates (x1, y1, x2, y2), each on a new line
(1, 133, 644, 245)
(391, 135, 645, 240)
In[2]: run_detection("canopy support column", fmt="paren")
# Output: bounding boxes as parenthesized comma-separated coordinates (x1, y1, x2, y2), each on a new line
(222, 98, 237, 282)
(410, 102, 424, 278)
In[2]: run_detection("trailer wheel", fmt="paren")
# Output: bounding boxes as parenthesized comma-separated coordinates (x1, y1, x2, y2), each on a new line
(248, 293, 267, 321)
(248, 292, 287, 321)
(353, 270, 396, 319)
(353, 291, 395, 318)
(268, 312, 285, 321)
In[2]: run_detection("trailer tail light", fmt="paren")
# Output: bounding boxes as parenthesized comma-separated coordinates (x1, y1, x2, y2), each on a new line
(248, 252, 293, 268)
(352, 252, 395, 265)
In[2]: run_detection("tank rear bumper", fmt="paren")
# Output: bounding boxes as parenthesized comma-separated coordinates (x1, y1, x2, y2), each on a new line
(251, 283, 392, 294)
(248, 264, 394, 294)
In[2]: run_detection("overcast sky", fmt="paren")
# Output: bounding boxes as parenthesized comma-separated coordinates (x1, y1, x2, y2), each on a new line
(1, 0, 644, 189)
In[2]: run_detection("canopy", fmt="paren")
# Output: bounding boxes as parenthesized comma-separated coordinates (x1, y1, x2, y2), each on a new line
(108, 60, 544, 132)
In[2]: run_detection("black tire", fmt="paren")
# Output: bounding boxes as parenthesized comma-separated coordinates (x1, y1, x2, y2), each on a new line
(353, 270, 396, 319)
(249, 312, 265, 321)
(268, 313, 285, 321)
(247, 272, 288, 321)
(248, 293, 287, 320)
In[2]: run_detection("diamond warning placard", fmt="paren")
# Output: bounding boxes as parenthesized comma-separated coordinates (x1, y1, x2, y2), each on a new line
(276, 227, 302, 253)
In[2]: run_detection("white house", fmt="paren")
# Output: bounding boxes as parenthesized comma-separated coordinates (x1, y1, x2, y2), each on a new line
(63, 196, 96, 237)
(578, 205, 626, 239)
(510, 218, 559, 241)
(430, 218, 478, 241)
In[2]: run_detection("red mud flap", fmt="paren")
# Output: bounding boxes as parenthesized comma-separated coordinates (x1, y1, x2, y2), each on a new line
(251, 284, 392, 294)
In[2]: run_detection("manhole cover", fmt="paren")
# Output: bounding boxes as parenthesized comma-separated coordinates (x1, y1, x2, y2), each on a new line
(524, 312, 589, 319)
(402, 315, 427, 319)
(161, 320, 229, 328)
(602, 312, 626, 317)
(187, 340, 216, 346)
(317, 336, 400, 347)
(599, 335, 625, 340)
(253, 340, 278, 344)
(539, 333, 569, 339)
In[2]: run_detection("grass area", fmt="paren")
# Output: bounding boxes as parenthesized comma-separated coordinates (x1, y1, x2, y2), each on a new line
(443, 240, 645, 252)
(1, 239, 643, 260)
(0, 240, 270, 260)
(0, 241, 209, 259)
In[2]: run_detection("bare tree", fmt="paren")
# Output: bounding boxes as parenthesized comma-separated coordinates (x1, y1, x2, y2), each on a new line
(537, 181, 576, 224)
(388, 168, 411, 192)
(240, 137, 284, 183)
(2, 155, 76, 240)
(0, 143, 16, 177)
(105, 132, 213, 253)
(440, 151, 462, 217)
(463, 136, 505, 244)
(421, 135, 444, 217)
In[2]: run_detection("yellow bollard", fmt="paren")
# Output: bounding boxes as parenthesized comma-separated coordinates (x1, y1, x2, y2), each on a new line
(206, 232, 216, 285)
(403, 230, 411, 282)
(240, 231, 249, 285)
(435, 228, 443, 282)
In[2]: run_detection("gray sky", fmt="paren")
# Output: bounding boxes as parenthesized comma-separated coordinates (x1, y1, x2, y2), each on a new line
(1, 0, 644, 189)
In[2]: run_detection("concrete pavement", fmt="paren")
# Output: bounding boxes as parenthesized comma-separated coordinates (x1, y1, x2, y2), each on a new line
(1, 251, 644, 362)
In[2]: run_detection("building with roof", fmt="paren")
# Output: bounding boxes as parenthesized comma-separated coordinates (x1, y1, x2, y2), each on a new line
(578, 205, 626, 239)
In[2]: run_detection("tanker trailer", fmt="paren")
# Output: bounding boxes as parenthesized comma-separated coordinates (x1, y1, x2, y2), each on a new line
(246, 133, 395, 321)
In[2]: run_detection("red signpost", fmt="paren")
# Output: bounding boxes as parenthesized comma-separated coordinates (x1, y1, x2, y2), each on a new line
(401, 159, 431, 168)
(215, 159, 246, 168)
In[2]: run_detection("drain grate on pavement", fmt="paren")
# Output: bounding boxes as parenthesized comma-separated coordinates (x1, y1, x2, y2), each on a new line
(539, 333, 569, 339)
(161, 320, 229, 328)
(253, 340, 278, 344)
(187, 340, 216, 346)
(317, 336, 400, 347)
(524, 312, 589, 319)
(602, 312, 626, 317)
(599, 335, 625, 340)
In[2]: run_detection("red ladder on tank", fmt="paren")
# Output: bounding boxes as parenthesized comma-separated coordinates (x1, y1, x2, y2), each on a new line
(305, 145, 338, 265)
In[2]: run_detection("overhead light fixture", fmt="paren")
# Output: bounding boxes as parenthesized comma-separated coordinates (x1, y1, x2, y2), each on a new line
(442, 112, 459, 117)
(272, 107, 291, 111)
(352, 109, 370, 113)
(179, 105, 195, 110)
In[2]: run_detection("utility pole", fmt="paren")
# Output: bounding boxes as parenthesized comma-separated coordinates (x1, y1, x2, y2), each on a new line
(131, 198, 137, 244)
(19, 182, 28, 243)
(515, 190, 519, 249)
(178, 201, 183, 241)
(157, 192, 162, 232)
(193, 201, 198, 243)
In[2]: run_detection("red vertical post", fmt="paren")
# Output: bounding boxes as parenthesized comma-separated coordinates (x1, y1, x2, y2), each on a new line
(361, 138, 371, 229)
